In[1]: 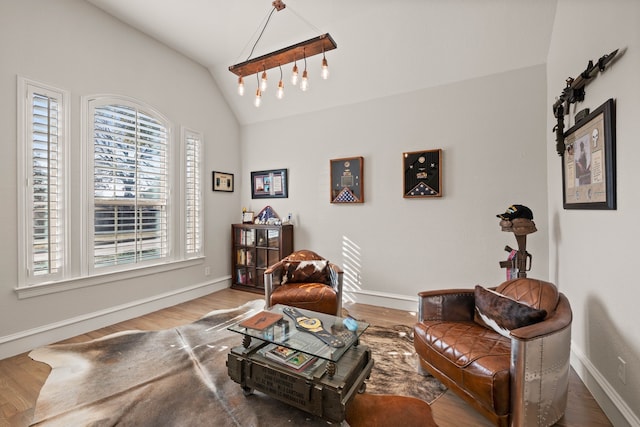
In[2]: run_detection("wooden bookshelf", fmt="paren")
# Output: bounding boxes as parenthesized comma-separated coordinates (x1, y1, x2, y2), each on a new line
(231, 223, 293, 293)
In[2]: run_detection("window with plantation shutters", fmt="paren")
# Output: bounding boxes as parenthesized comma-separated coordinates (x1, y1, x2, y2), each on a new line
(18, 87, 206, 295)
(90, 101, 169, 269)
(183, 129, 203, 257)
(18, 78, 69, 285)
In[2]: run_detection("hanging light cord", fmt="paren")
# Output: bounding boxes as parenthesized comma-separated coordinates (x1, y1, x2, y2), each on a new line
(246, 7, 278, 61)
(238, 4, 323, 63)
(288, 6, 323, 34)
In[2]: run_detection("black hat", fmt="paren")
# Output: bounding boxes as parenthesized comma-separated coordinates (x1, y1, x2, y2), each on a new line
(496, 204, 533, 220)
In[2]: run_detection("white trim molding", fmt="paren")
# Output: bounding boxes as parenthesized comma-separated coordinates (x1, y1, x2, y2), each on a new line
(345, 288, 418, 312)
(1, 276, 230, 360)
(571, 342, 640, 427)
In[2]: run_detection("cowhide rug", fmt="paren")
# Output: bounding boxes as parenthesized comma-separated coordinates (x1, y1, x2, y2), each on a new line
(29, 301, 445, 427)
(359, 325, 447, 399)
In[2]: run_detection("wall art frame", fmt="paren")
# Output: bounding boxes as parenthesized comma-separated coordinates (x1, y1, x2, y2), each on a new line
(561, 98, 616, 210)
(242, 211, 255, 223)
(330, 156, 364, 203)
(403, 149, 442, 198)
(212, 171, 234, 192)
(251, 168, 288, 199)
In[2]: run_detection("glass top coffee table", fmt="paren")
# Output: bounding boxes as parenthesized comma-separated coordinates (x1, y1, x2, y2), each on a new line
(226, 305, 373, 423)
(228, 304, 369, 375)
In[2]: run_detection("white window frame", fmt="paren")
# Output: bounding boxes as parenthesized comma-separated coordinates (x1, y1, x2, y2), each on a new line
(181, 127, 204, 259)
(17, 77, 70, 286)
(15, 90, 206, 299)
(82, 95, 174, 276)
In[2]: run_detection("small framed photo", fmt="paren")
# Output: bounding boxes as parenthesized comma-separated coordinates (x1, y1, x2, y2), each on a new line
(242, 211, 254, 224)
(403, 149, 442, 198)
(562, 98, 616, 210)
(330, 156, 364, 203)
(213, 171, 234, 192)
(251, 169, 288, 199)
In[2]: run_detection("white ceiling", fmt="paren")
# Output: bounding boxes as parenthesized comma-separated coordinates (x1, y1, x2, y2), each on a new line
(86, 0, 557, 125)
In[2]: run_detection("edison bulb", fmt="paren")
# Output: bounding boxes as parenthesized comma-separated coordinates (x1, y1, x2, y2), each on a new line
(321, 57, 329, 80)
(237, 76, 245, 96)
(254, 88, 262, 107)
(277, 80, 284, 99)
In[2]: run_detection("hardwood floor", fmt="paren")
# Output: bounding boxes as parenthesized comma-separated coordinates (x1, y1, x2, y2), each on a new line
(0, 288, 611, 427)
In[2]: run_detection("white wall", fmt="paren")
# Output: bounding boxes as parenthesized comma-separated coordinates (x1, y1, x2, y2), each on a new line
(2, 1, 636, 423)
(0, 0, 241, 358)
(241, 65, 550, 309)
(548, 1, 640, 425)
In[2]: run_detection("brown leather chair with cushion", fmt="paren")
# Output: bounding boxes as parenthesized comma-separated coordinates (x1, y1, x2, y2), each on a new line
(264, 249, 343, 315)
(413, 278, 572, 427)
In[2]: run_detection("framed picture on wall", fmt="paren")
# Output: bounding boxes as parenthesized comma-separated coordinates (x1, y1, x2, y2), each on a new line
(212, 171, 234, 192)
(251, 169, 288, 199)
(403, 149, 442, 198)
(330, 156, 364, 203)
(561, 98, 616, 210)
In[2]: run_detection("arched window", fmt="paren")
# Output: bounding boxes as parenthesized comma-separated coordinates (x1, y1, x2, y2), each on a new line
(88, 98, 170, 271)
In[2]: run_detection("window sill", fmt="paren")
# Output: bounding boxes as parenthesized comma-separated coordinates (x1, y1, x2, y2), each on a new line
(14, 257, 204, 299)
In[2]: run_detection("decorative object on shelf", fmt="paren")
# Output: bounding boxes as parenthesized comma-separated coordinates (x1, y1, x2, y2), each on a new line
(251, 168, 288, 199)
(403, 149, 442, 198)
(562, 98, 616, 210)
(212, 171, 234, 192)
(242, 209, 255, 224)
(282, 212, 294, 225)
(552, 48, 621, 156)
(228, 0, 337, 107)
(256, 205, 280, 224)
(330, 157, 364, 203)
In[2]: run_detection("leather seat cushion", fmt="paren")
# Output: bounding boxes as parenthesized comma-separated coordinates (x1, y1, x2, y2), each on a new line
(270, 283, 338, 315)
(414, 320, 511, 415)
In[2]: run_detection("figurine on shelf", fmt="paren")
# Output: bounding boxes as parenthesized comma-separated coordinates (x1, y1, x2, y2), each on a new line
(282, 212, 293, 225)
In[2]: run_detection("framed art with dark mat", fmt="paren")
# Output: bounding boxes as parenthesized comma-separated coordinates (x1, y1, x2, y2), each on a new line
(561, 98, 616, 210)
(251, 169, 288, 199)
(212, 171, 234, 192)
(403, 149, 442, 198)
(330, 156, 363, 203)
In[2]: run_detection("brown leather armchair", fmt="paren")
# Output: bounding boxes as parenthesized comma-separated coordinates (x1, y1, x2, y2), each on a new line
(264, 249, 343, 315)
(413, 278, 572, 427)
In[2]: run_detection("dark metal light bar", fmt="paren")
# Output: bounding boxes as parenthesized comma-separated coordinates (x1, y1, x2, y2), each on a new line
(228, 33, 337, 77)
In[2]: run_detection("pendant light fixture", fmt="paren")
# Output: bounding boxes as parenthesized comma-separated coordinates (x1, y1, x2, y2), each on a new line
(300, 53, 309, 92)
(229, 0, 336, 107)
(277, 65, 285, 99)
(254, 74, 262, 107)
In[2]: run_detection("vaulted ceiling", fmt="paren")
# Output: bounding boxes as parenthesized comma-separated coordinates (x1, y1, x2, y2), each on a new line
(86, 0, 557, 125)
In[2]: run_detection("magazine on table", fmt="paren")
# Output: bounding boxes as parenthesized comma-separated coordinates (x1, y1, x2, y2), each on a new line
(260, 344, 318, 372)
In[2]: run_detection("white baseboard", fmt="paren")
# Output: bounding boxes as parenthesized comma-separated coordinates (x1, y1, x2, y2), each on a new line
(345, 288, 418, 312)
(0, 276, 230, 360)
(571, 342, 640, 427)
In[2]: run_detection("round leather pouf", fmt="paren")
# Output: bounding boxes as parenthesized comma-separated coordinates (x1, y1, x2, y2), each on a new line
(345, 393, 438, 427)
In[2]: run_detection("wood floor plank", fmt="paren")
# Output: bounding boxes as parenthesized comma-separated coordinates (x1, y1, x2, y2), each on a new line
(0, 288, 611, 426)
